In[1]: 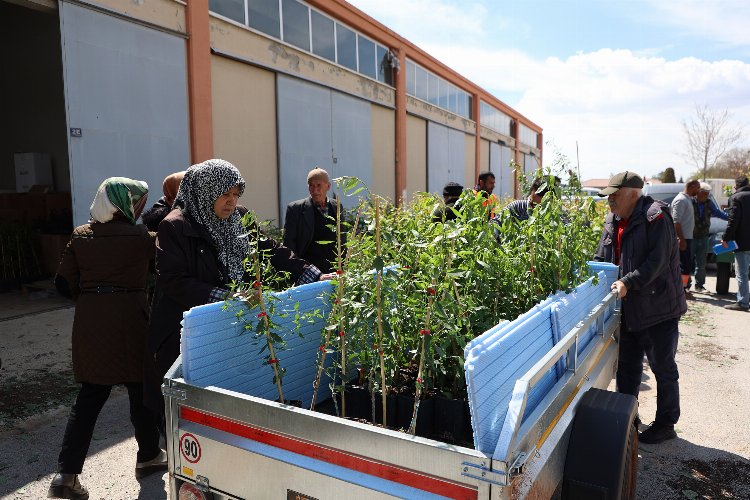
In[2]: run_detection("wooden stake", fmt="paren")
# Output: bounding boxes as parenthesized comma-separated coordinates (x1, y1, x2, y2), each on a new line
(374, 197, 387, 426)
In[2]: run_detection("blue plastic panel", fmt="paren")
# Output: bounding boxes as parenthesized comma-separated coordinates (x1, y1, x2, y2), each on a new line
(181, 281, 335, 407)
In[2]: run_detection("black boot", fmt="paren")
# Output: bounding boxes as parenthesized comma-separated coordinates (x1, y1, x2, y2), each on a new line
(48, 473, 89, 500)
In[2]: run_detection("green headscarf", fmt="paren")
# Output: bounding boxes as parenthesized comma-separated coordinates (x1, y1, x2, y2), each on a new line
(89, 177, 149, 224)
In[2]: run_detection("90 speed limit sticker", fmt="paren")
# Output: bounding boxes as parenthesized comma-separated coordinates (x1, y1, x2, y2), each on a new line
(180, 433, 202, 463)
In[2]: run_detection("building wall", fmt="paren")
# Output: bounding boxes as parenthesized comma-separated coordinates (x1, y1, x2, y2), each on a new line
(92, 0, 185, 32)
(371, 104, 396, 202)
(479, 138, 490, 176)
(464, 134, 476, 189)
(209, 15, 395, 110)
(405, 114, 427, 199)
(211, 55, 279, 223)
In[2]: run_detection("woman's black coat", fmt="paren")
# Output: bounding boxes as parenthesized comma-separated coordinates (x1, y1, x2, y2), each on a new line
(143, 208, 311, 413)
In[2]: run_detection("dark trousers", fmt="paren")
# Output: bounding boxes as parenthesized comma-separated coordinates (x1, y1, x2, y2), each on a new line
(616, 318, 680, 426)
(678, 239, 693, 287)
(57, 382, 161, 474)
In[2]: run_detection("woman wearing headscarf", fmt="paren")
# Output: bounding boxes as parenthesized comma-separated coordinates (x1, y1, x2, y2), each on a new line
(141, 170, 185, 231)
(144, 159, 334, 422)
(49, 178, 166, 500)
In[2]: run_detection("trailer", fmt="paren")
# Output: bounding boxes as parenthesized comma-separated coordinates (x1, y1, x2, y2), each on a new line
(163, 263, 637, 499)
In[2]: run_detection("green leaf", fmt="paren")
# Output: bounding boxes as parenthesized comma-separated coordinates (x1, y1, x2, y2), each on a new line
(372, 256, 385, 272)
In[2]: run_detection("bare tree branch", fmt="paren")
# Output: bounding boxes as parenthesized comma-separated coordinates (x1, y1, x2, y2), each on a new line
(682, 103, 744, 180)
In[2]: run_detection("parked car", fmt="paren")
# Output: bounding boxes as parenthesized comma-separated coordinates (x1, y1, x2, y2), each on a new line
(642, 182, 732, 293)
(641, 183, 728, 252)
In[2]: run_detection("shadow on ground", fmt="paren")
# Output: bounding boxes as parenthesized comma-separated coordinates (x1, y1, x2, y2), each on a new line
(637, 437, 750, 500)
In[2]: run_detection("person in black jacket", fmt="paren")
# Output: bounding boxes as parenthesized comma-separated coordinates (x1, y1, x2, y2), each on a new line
(144, 160, 335, 426)
(722, 176, 750, 311)
(283, 168, 341, 273)
(594, 171, 687, 444)
(141, 171, 184, 231)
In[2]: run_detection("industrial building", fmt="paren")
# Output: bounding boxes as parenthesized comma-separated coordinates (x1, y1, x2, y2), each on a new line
(0, 0, 542, 279)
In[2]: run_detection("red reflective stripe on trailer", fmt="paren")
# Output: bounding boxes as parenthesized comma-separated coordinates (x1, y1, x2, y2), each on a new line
(180, 406, 478, 500)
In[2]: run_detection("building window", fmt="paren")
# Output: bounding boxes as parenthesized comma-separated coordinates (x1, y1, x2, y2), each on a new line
(247, 0, 280, 39)
(218, 0, 394, 86)
(210, 0, 245, 24)
(406, 59, 472, 119)
(310, 10, 335, 61)
(281, 0, 310, 51)
(336, 23, 357, 71)
(519, 124, 538, 148)
(480, 100, 512, 136)
(357, 35, 376, 79)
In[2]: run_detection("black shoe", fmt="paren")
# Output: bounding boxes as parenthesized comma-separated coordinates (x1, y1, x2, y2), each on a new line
(48, 473, 89, 499)
(694, 285, 707, 293)
(639, 421, 677, 444)
(135, 449, 168, 479)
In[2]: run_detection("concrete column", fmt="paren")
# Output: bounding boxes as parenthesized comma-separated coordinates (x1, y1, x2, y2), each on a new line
(186, 0, 213, 162)
(394, 46, 407, 205)
(473, 92, 481, 186)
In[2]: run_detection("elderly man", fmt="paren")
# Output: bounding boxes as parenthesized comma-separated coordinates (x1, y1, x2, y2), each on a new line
(594, 171, 687, 444)
(722, 176, 750, 311)
(691, 182, 728, 293)
(671, 179, 701, 295)
(284, 167, 340, 274)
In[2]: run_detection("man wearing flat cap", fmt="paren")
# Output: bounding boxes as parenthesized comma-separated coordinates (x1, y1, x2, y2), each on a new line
(594, 171, 687, 444)
(691, 182, 728, 293)
(284, 168, 341, 273)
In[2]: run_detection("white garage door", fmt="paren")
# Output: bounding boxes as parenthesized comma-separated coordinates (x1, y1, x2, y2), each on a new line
(59, 2, 190, 225)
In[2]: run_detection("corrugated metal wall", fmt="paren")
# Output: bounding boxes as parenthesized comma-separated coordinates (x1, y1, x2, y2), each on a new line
(59, 1, 189, 225)
(277, 75, 371, 223)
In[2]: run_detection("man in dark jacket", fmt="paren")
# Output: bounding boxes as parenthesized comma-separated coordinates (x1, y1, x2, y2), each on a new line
(432, 181, 464, 222)
(284, 168, 340, 273)
(691, 182, 728, 293)
(722, 176, 750, 311)
(595, 171, 687, 444)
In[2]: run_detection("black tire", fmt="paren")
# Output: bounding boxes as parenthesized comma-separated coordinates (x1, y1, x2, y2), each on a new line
(716, 262, 730, 295)
(561, 388, 638, 500)
(620, 418, 638, 499)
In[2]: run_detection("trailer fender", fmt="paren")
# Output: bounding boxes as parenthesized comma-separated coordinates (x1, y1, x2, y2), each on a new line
(561, 388, 638, 500)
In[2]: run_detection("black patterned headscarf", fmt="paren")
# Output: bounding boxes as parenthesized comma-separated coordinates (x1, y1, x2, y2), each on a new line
(173, 159, 247, 283)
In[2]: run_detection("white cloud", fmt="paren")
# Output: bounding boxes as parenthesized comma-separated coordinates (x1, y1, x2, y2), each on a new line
(643, 0, 750, 48)
(349, 0, 750, 181)
(349, 0, 489, 46)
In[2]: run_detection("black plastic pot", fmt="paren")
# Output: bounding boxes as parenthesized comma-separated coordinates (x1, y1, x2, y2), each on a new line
(432, 396, 473, 445)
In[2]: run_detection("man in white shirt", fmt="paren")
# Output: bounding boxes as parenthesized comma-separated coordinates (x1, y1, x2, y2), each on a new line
(671, 180, 700, 296)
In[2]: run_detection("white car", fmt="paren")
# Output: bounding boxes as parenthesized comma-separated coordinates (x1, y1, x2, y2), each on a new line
(641, 183, 728, 247)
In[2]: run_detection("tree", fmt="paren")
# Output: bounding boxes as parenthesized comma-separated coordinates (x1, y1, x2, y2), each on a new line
(653, 167, 676, 183)
(682, 104, 744, 180)
(710, 147, 750, 178)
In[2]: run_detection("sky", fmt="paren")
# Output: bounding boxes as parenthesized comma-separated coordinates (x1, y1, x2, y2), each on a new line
(348, 0, 750, 183)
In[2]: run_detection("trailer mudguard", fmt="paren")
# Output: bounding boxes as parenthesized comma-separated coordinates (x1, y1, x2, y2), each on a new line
(561, 388, 638, 500)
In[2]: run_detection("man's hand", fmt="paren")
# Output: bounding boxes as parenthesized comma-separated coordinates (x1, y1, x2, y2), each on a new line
(721, 240, 729, 248)
(319, 272, 338, 281)
(678, 237, 687, 251)
(611, 280, 628, 299)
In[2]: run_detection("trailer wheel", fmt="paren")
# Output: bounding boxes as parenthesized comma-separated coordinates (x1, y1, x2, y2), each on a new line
(716, 262, 731, 295)
(561, 388, 638, 500)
